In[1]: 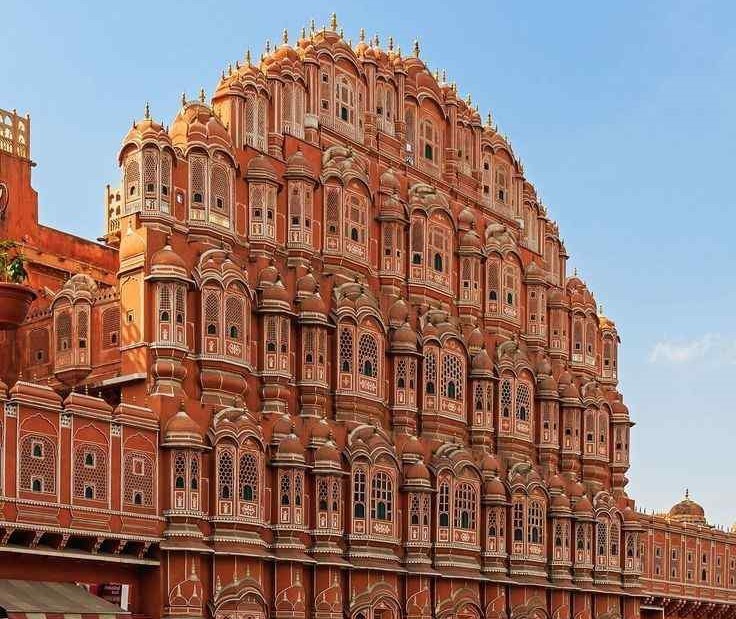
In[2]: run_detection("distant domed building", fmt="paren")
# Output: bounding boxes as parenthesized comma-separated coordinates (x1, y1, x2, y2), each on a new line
(0, 14, 734, 619)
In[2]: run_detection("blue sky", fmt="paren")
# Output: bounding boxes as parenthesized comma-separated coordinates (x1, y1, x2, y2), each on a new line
(2, 1, 734, 526)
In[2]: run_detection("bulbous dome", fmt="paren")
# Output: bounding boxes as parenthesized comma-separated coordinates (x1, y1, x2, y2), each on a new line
(296, 270, 318, 295)
(272, 413, 292, 439)
(669, 491, 707, 525)
(299, 292, 328, 316)
(479, 452, 500, 475)
(551, 493, 571, 510)
(467, 327, 484, 351)
(258, 262, 279, 288)
(261, 278, 291, 305)
(170, 101, 233, 155)
(121, 115, 172, 156)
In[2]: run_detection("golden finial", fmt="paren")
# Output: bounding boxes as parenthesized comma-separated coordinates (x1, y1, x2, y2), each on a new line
(573, 267, 578, 277)
(228, 63, 233, 75)
(235, 60, 240, 70)
(397, 46, 402, 58)
(348, 37, 352, 46)
(339, 26, 344, 38)
(359, 28, 366, 42)
(441, 68, 447, 83)
(300, 26, 306, 39)
(330, 12, 338, 31)
(466, 93, 472, 105)
(282, 28, 288, 44)
(486, 110, 493, 127)
(413, 39, 420, 57)
(144, 101, 150, 119)
(685, 488, 690, 499)
(388, 36, 394, 51)
(246, 49, 252, 66)
(433, 69, 440, 81)
(598, 304, 604, 315)
(265, 39, 271, 53)
(373, 34, 380, 47)
(199, 87, 206, 103)
(310, 18, 316, 34)
(221, 69, 225, 79)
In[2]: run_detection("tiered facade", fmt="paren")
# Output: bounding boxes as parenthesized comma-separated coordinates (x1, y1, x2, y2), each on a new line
(0, 18, 734, 619)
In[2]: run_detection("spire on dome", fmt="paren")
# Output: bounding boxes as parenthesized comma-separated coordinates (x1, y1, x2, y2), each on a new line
(246, 49, 252, 66)
(413, 39, 420, 57)
(330, 12, 338, 31)
(199, 87, 206, 103)
(144, 101, 150, 120)
(282, 28, 288, 44)
(359, 28, 365, 42)
(388, 36, 394, 51)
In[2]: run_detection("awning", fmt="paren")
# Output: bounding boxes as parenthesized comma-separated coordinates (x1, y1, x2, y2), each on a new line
(0, 580, 129, 619)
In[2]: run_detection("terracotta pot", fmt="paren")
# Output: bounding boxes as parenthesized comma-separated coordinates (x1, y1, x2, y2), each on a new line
(0, 282, 37, 329)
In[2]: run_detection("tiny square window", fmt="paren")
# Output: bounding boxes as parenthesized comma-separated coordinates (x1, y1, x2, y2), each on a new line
(133, 457, 145, 476)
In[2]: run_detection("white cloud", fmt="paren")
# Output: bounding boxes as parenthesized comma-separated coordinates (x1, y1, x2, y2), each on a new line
(648, 334, 736, 364)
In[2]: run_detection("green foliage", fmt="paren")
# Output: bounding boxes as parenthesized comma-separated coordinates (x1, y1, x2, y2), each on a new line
(0, 240, 28, 284)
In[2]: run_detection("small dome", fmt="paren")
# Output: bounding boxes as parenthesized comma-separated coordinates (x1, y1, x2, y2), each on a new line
(483, 477, 506, 498)
(622, 506, 638, 523)
(314, 440, 341, 467)
(296, 270, 318, 295)
(277, 432, 305, 460)
(479, 452, 500, 475)
(246, 154, 278, 183)
(309, 416, 331, 443)
(467, 327, 484, 351)
(391, 322, 417, 352)
(151, 244, 186, 269)
(460, 228, 482, 250)
(539, 374, 558, 392)
(170, 101, 233, 155)
(163, 408, 203, 447)
(120, 114, 171, 159)
(669, 491, 706, 525)
(471, 347, 493, 373)
(272, 413, 292, 438)
(380, 167, 401, 194)
(401, 435, 424, 459)
(388, 298, 410, 324)
(258, 262, 279, 288)
(611, 400, 629, 415)
(548, 474, 565, 492)
(458, 206, 475, 230)
(574, 495, 593, 515)
(119, 223, 146, 261)
(262, 278, 291, 305)
(299, 292, 328, 315)
(404, 460, 431, 482)
(551, 493, 571, 510)
(284, 149, 316, 180)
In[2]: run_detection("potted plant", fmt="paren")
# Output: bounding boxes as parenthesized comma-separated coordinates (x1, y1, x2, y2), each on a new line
(0, 240, 36, 329)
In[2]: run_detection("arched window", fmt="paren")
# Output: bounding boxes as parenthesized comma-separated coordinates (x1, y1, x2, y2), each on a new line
(56, 311, 71, 352)
(438, 481, 450, 527)
(495, 163, 509, 203)
(454, 482, 476, 530)
(353, 468, 366, 518)
(371, 471, 393, 521)
(218, 450, 233, 500)
(335, 73, 356, 126)
(358, 332, 378, 377)
(515, 381, 532, 423)
(420, 119, 437, 163)
(339, 327, 353, 373)
(411, 218, 424, 266)
(244, 94, 268, 151)
(174, 452, 186, 489)
(424, 348, 437, 397)
(481, 153, 492, 204)
(189, 155, 207, 218)
(441, 353, 463, 401)
(239, 452, 258, 503)
(209, 164, 231, 228)
(513, 500, 525, 542)
(528, 500, 544, 544)
(280, 472, 291, 505)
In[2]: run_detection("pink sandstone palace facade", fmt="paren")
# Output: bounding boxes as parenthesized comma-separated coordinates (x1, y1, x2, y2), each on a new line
(0, 16, 734, 619)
